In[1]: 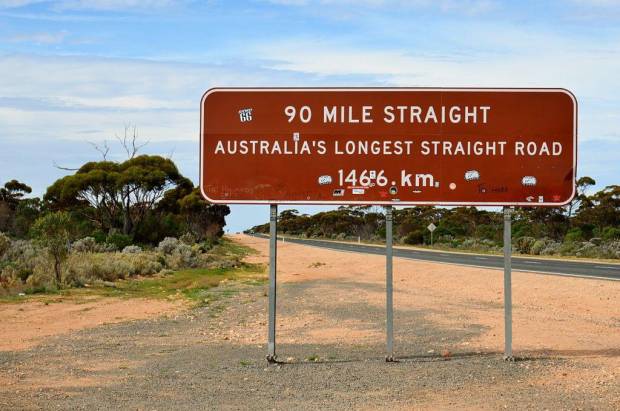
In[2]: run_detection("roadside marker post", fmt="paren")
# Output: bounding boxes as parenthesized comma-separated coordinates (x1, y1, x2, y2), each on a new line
(427, 223, 437, 246)
(267, 204, 278, 363)
(503, 206, 514, 361)
(385, 206, 395, 362)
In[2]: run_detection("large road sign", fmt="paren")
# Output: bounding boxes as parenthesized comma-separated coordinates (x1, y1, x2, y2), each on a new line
(200, 88, 577, 206)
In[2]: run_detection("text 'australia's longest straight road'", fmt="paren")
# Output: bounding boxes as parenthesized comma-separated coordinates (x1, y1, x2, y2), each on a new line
(200, 88, 577, 206)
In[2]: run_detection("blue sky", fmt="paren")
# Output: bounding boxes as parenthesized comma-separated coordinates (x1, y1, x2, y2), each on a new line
(1, 0, 619, 232)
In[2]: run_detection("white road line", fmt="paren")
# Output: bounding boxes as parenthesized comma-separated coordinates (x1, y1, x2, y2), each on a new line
(475, 257, 488, 260)
(523, 261, 540, 264)
(596, 265, 619, 269)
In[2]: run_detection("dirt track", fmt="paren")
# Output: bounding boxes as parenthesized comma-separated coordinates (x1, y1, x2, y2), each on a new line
(0, 234, 618, 410)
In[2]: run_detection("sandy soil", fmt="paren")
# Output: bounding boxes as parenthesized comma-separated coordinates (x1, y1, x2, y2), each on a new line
(234, 234, 620, 407)
(0, 297, 184, 351)
(0, 234, 618, 409)
(236, 234, 619, 352)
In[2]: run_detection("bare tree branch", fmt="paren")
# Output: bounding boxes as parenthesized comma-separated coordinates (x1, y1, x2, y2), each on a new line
(88, 140, 110, 161)
(52, 161, 79, 171)
(166, 147, 176, 159)
(115, 124, 149, 159)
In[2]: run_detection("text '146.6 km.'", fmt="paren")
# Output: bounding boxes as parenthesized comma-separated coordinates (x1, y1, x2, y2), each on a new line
(200, 88, 577, 206)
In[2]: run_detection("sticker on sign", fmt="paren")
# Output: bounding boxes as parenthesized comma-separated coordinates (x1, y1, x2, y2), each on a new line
(200, 88, 577, 206)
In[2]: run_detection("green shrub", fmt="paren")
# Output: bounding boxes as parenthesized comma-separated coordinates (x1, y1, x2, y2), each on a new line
(31, 211, 72, 286)
(530, 239, 546, 255)
(165, 243, 197, 270)
(0, 232, 10, 257)
(0, 265, 25, 295)
(92, 230, 107, 244)
(180, 232, 196, 245)
(540, 241, 560, 255)
(158, 237, 180, 254)
(589, 237, 602, 246)
(133, 212, 182, 245)
(515, 236, 536, 254)
(1, 239, 44, 282)
(106, 233, 133, 250)
(403, 230, 424, 245)
(602, 227, 620, 241)
(575, 242, 598, 258)
(64, 252, 163, 284)
(579, 224, 596, 240)
(122, 245, 142, 254)
(25, 263, 57, 294)
(559, 241, 579, 256)
(564, 228, 583, 243)
(71, 237, 115, 253)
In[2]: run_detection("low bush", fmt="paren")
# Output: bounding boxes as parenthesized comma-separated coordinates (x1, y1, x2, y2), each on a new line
(165, 243, 198, 270)
(559, 241, 579, 256)
(540, 241, 561, 255)
(2, 239, 46, 282)
(0, 232, 10, 257)
(564, 228, 583, 243)
(106, 232, 133, 251)
(180, 232, 197, 245)
(515, 236, 536, 254)
(0, 265, 25, 294)
(158, 237, 180, 254)
(403, 230, 424, 245)
(64, 252, 163, 284)
(72, 237, 115, 253)
(122, 245, 143, 254)
(530, 239, 547, 255)
(602, 227, 620, 241)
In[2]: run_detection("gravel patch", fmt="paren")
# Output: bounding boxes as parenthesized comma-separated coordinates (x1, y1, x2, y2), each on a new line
(1, 277, 617, 410)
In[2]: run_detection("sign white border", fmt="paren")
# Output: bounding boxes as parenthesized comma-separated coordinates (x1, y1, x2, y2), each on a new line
(200, 87, 577, 206)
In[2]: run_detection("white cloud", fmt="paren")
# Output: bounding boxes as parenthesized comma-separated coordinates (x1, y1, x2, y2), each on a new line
(53, 0, 181, 11)
(571, 0, 620, 6)
(265, 0, 496, 14)
(251, 33, 620, 141)
(0, 0, 45, 8)
(0, 53, 357, 143)
(0, 0, 187, 11)
(8, 30, 68, 44)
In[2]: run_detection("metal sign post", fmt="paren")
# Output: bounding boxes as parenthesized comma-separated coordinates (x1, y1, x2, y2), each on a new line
(385, 206, 395, 362)
(267, 204, 278, 363)
(503, 206, 514, 361)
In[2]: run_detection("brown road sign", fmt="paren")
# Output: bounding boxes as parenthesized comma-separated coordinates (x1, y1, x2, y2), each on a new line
(200, 88, 577, 206)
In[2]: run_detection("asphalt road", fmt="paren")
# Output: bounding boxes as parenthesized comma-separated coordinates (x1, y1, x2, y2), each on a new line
(252, 234, 620, 281)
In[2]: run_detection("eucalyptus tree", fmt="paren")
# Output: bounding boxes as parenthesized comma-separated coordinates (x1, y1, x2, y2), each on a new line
(45, 155, 185, 236)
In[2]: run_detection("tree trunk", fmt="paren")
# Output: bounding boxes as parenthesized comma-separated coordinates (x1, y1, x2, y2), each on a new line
(54, 257, 62, 287)
(123, 211, 132, 235)
(123, 194, 132, 235)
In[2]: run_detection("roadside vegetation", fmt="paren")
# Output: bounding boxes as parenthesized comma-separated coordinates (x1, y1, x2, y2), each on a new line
(249, 177, 620, 260)
(0, 132, 261, 298)
(0, 233, 264, 303)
